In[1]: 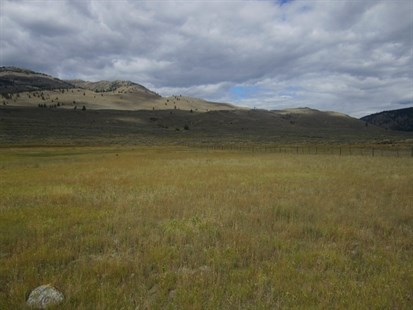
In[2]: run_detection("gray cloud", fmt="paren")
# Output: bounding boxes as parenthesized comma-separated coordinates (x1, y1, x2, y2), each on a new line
(1, 0, 412, 116)
(397, 98, 413, 105)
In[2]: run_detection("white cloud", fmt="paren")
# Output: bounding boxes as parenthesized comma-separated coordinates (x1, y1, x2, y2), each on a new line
(1, 0, 412, 116)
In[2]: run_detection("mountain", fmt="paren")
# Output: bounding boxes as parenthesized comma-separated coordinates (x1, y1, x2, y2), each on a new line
(0, 67, 237, 111)
(361, 107, 413, 131)
(1, 67, 412, 144)
(2, 67, 412, 145)
(0, 66, 74, 93)
(66, 79, 161, 98)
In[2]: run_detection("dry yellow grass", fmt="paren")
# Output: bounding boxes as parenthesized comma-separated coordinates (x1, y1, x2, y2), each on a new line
(5, 89, 237, 112)
(1, 146, 412, 308)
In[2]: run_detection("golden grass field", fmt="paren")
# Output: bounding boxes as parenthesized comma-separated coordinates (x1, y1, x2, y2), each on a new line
(1, 146, 412, 309)
(4, 89, 236, 112)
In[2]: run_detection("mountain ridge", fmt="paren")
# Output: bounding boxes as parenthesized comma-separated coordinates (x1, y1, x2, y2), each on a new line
(2, 66, 411, 136)
(66, 79, 161, 97)
(0, 66, 74, 93)
(0, 67, 237, 111)
(361, 107, 413, 132)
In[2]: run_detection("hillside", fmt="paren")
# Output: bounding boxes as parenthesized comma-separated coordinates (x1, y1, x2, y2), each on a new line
(0, 67, 237, 112)
(67, 79, 161, 98)
(2, 67, 412, 146)
(2, 106, 412, 146)
(361, 107, 413, 131)
(0, 66, 74, 93)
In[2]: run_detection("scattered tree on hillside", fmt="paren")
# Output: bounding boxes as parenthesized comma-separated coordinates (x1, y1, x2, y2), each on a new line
(82, 105, 86, 111)
(1, 93, 12, 99)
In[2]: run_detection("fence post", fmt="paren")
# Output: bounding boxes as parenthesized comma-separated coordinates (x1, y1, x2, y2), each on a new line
(339, 147, 342, 156)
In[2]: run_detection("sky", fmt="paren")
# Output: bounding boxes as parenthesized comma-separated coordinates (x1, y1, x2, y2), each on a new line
(1, 0, 412, 117)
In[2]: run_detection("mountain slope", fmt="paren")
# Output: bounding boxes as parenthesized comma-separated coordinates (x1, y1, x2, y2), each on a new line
(361, 107, 413, 131)
(0, 67, 237, 111)
(0, 66, 74, 93)
(66, 79, 161, 98)
(3, 105, 410, 146)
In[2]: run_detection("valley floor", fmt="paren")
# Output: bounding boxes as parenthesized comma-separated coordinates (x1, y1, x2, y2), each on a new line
(1, 146, 412, 308)
(2, 106, 413, 146)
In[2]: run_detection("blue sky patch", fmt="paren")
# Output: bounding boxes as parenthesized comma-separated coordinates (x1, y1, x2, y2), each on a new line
(230, 85, 260, 100)
(277, 0, 293, 6)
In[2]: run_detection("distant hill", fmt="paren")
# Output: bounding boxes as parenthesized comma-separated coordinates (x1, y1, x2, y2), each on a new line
(3, 105, 412, 146)
(0, 66, 74, 93)
(0, 67, 237, 111)
(66, 79, 161, 99)
(361, 107, 413, 131)
(2, 68, 411, 144)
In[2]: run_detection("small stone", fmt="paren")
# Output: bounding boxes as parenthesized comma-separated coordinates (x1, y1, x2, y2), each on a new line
(168, 289, 177, 299)
(148, 285, 159, 295)
(198, 265, 210, 272)
(26, 284, 64, 309)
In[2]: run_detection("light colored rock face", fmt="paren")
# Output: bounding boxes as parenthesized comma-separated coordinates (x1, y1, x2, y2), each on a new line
(26, 284, 64, 309)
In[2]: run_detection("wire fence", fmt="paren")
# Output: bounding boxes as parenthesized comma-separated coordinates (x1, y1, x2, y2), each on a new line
(189, 144, 413, 158)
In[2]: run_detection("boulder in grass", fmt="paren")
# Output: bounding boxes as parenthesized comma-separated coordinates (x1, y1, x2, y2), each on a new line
(26, 284, 64, 309)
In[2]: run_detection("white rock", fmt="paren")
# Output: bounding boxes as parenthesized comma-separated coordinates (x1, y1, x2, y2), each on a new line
(26, 284, 64, 309)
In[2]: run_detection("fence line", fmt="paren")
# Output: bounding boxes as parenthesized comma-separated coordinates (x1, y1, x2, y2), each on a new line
(185, 144, 413, 158)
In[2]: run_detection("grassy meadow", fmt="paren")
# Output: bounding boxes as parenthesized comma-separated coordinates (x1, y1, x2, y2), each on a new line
(0, 146, 412, 309)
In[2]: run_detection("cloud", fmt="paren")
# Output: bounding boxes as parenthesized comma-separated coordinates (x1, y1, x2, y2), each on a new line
(397, 98, 413, 106)
(1, 0, 412, 116)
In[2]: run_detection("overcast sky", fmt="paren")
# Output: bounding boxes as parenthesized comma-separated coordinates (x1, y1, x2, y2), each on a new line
(1, 0, 412, 117)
